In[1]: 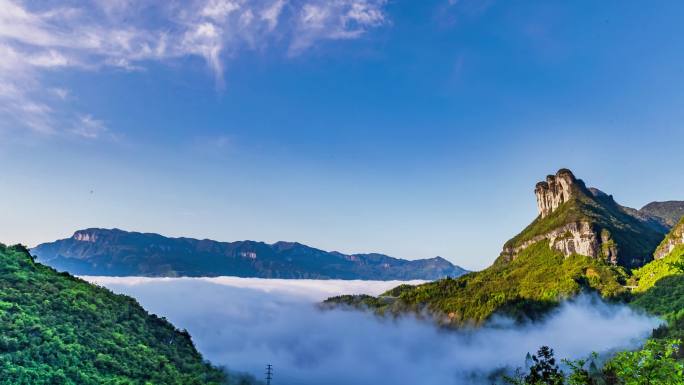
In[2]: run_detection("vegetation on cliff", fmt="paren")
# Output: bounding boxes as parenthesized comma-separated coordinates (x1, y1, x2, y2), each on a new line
(631, 244, 684, 293)
(504, 180, 665, 268)
(0, 244, 227, 385)
(325, 241, 627, 326)
(653, 216, 684, 259)
(630, 242, 684, 342)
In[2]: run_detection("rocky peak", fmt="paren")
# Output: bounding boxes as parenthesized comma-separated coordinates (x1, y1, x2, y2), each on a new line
(71, 228, 129, 243)
(503, 169, 666, 268)
(72, 230, 99, 242)
(534, 169, 584, 218)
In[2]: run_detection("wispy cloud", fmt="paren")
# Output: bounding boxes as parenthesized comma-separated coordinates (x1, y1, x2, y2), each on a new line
(0, 0, 389, 136)
(71, 114, 110, 139)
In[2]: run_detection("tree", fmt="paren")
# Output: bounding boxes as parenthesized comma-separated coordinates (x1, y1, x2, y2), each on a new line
(606, 339, 684, 385)
(526, 346, 564, 385)
(563, 353, 604, 385)
(504, 346, 564, 385)
(668, 259, 684, 274)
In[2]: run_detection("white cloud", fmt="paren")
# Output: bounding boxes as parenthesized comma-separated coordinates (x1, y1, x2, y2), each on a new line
(50, 88, 69, 100)
(71, 114, 109, 139)
(87, 278, 660, 385)
(0, 0, 388, 135)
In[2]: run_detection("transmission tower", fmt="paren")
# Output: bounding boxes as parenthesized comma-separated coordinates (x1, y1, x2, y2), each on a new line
(265, 364, 273, 385)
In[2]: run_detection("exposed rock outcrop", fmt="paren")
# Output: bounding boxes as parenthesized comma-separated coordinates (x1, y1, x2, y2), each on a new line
(535, 169, 582, 218)
(501, 168, 665, 267)
(654, 218, 684, 259)
(73, 230, 99, 242)
(501, 221, 618, 264)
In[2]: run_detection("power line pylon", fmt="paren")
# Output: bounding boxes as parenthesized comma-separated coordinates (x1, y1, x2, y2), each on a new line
(265, 364, 273, 385)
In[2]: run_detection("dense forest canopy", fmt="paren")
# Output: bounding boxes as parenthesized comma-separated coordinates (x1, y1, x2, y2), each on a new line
(0, 244, 227, 385)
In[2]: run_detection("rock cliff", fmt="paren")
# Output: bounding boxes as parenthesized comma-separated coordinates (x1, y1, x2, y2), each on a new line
(501, 169, 666, 268)
(535, 169, 581, 218)
(502, 221, 618, 265)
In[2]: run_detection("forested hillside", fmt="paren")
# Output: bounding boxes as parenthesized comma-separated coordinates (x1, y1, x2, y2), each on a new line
(325, 241, 627, 325)
(0, 244, 227, 385)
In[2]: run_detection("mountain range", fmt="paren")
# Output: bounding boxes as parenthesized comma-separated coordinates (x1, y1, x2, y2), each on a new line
(31, 229, 467, 280)
(5, 168, 684, 383)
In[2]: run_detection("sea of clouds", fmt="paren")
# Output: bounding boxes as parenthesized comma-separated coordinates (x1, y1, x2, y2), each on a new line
(84, 276, 660, 385)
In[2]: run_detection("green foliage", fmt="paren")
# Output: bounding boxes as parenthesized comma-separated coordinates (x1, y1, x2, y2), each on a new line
(504, 187, 664, 268)
(562, 353, 604, 385)
(505, 196, 590, 251)
(632, 245, 684, 292)
(631, 274, 684, 319)
(506, 341, 683, 385)
(380, 284, 417, 297)
(523, 346, 564, 385)
(321, 294, 388, 310)
(605, 339, 684, 385)
(653, 217, 684, 258)
(0, 244, 227, 385)
(327, 242, 627, 326)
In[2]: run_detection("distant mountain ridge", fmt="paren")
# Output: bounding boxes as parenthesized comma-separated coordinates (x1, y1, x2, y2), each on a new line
(31, 228, 467, 280)
(639, 200, 684, 228)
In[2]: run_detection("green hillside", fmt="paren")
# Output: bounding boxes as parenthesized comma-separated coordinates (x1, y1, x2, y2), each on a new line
(325, 241, 627, 326)
(0, 244, 227, 385)
(630, 240, 684, 341)
(632, 244, 684, 293)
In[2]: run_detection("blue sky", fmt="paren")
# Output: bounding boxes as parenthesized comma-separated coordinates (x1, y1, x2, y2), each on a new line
(1, 0, 684, 269)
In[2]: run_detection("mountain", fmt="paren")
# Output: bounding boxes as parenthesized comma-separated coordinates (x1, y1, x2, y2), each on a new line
(325, 169, 671, 325)
(653, 216, 684, 260)
(0, 243, 227, 384)
(500, 169, 667, 268)
(324, 241, 627, 326)
(639, 201, 684, 228)
(31, 228, 468, 280)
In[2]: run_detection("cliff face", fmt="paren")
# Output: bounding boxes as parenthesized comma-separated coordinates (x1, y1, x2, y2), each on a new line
(501, 169, 666, 268)
(534, 169, 579, 218)
(654, 218, 684, 260)
(502, 221, 618, 265)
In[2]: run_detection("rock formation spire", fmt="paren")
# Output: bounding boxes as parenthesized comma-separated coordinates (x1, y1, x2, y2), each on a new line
(534, 169, 579, 218)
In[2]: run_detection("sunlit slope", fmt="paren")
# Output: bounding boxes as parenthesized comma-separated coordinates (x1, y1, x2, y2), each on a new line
(325, 241, 627, 326)
(628, 217, 684, 341)
(0, 244, 225, 385)
(630, 250, 684, 341)
(501, 171, 666, 268)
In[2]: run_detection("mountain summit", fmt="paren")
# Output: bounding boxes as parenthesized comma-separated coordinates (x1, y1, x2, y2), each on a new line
(501, 169, 667, 268)
(324, 169, 679, 326)
(31, 228, 467, 280)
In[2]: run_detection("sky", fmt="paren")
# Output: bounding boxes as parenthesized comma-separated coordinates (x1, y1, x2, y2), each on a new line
(1, 0, 684, 270)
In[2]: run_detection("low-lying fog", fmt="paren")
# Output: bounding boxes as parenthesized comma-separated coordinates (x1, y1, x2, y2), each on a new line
(85, 276, 660, 385)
